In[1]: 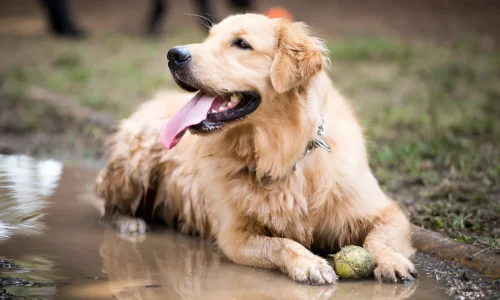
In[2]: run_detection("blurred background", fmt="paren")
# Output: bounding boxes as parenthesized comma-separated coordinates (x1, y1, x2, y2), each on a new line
(0, 0, 498, 251)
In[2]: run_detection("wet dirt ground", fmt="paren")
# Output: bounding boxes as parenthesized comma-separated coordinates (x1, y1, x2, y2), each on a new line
(0, 154, 498, 300)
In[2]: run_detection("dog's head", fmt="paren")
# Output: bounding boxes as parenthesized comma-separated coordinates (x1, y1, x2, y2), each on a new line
(162, 14, 327, 150)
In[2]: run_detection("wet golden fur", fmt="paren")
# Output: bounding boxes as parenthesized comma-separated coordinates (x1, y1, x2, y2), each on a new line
(94, 14, 416, 284)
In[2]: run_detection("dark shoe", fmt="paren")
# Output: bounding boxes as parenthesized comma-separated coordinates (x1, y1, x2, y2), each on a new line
(53, 26, 88, 39)
(229, 0, 252, 11)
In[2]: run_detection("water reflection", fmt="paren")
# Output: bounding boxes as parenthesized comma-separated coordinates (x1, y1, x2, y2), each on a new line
(0, 156, 448, 300)
(0, 154, 63, 241)
(95, 230, 420, 300)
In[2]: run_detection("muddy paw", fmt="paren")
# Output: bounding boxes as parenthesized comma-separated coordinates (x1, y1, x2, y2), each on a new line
(116, 216, 148, 234)
(374, 252, 418, 283)
(288, 255, 338, 285)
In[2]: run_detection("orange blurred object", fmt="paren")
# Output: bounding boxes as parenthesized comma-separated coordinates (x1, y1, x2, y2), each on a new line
(265, 6, 294, 21)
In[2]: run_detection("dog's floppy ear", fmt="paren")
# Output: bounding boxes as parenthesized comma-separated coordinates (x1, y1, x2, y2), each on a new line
(270, 20, 325, 93)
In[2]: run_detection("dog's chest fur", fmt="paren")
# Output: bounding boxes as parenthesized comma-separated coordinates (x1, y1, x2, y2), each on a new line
(229, 168, 314, 246)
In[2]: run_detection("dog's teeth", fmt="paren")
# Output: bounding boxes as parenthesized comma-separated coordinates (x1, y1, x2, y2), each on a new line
(230, 94, 239, 103)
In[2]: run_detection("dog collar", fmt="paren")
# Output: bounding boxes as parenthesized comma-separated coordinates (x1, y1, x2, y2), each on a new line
(293, 117, 331, 171)
(244, 117, 331, 176)
(305, 117, 331, 154)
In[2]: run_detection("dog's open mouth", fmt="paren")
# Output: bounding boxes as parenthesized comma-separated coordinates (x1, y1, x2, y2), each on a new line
(160, 90, 260, 150)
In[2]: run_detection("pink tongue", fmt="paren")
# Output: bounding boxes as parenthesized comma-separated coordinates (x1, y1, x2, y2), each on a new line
(161, 92, 216, 150)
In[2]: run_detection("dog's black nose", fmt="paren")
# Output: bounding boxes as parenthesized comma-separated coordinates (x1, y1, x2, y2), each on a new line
(167, 47, 191, 65)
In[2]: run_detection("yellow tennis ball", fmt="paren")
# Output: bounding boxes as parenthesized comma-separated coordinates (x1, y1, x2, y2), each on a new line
(332, 246, 375, 279)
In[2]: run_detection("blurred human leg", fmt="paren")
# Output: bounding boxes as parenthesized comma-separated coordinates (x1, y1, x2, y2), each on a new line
(147, 0, 167, 35)
(39, 0, 86, 38)
(229, 0, 252, 11)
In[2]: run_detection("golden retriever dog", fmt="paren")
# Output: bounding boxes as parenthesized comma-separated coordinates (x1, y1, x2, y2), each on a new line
(94, 13, 417, 285)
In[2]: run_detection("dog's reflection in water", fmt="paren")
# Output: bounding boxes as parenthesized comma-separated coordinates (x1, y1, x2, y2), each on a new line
(99, 230, 418, 300)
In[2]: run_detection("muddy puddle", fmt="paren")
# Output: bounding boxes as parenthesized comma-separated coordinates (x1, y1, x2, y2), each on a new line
(0, 154, 494, 300)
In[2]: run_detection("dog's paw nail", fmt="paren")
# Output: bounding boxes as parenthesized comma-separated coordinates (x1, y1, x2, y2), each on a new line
(310, 261, 336, 285)
(322, 268, 337, 284)
(289, 257, 336, 285)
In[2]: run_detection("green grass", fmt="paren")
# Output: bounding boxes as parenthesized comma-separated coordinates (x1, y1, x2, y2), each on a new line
(328, 36, 412, 62)
(1, 31, 204, 118)
(328, 35, 499, 249)
(0, 32, 499, 249)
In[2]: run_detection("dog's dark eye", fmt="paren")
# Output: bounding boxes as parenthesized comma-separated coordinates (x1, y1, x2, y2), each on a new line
(232, 38, 252, 50)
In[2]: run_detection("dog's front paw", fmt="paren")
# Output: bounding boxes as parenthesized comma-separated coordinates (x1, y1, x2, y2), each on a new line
(287, 255, 338, 285)
(116, 216, 148, 234)
(374, 252, 418, 283)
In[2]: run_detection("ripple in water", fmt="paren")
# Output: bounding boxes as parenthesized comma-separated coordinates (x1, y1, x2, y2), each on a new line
(0, 154, 63, 241)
